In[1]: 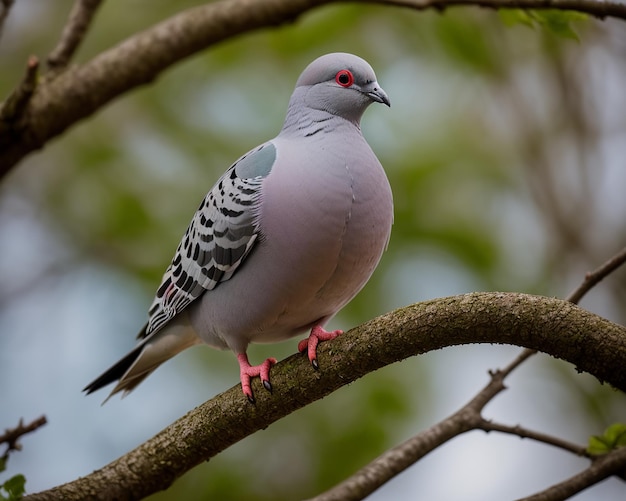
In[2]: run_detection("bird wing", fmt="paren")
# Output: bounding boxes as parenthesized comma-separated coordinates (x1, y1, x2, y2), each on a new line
(142, 142, 277, 338)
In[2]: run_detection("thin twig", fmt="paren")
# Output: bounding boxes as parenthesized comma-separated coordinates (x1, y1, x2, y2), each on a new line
(0, 56, 39, 123)
(1, 416, 47, 456)
(47, 0, 103, 71)
(566, 246, 626, 304)
(0, 0, 14, 42)
(495, 345, 538, 377)
(478, 419, 590, 457)
(307, 352, 532, 501)
(305, 369, 509, 501)
(516, 445, 626, 501)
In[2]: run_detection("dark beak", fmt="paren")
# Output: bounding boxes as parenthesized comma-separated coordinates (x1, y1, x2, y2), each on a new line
(367, 84, 391, 107)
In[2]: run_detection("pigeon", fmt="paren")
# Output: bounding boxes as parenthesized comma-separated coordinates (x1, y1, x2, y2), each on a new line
(84, 52, 393, 403)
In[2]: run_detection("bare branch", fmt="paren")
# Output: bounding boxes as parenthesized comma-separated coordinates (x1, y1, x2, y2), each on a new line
(2, 0, 626, 173)
(23, 293, 626, 500)
(478, 420, 590, 457)
(495, 345, 538, 374)
(1, 416, 47, 456)
(516, 446, 626, 501)
(47, 0, 104, 71)
(378, 0, 626, 19)
(305, 358, 511, 501)
(0, 56, 39, 127)
(0, 0, 14, 42)
(567, 246, 626, 304)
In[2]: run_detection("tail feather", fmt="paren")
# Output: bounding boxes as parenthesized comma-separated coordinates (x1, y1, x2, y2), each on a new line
(83, 313, 201, 403)
(83, 344, 144, 395)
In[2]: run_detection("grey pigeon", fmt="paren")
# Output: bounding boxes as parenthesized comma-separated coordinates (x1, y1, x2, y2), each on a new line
(84, 52, 393, 403)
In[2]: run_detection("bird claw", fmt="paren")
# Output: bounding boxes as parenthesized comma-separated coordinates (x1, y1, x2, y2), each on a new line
(237, 353, 277, 403)
(299, 325, 343, 369)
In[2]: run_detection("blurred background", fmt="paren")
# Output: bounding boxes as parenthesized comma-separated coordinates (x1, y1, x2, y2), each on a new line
(1, 1, 625, 499)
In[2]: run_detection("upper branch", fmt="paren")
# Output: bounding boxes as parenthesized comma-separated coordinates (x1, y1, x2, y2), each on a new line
(24, 292, 626, 501)
(0, 0, 15, 42)
(2, 0, 626, 175)
(0, 0, 324, 175)
(378, 0, 626, 19)
(47, 0, 104, 71)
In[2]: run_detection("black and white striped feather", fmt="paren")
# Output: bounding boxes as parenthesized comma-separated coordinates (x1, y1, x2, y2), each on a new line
(143, 143, 275, 338)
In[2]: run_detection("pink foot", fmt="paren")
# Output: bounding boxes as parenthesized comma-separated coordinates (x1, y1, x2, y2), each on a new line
(298, 325, 343, 370)
(237, 353, 277, 404)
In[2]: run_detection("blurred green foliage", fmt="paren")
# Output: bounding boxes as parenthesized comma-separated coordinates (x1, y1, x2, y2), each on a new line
(1, 1, 625, 500)
(588, 423, 626, 455)
(0, 456, 25, 501)
(499, 9, 588, 41)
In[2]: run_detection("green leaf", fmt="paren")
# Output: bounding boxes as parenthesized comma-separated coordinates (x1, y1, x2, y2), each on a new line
(604, 423, 626, 447)
(532, 10, 587, 41)
(588, 423, 626, 455)
(1, 474, 26, 500)
(588, 435, 611, 455)
(498, 8, 536, 28)
(499, 8, 588, 41)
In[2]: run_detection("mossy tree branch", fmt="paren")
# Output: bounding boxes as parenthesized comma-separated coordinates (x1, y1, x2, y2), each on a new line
(2, 0, 626, 174)
(24, 292, 626, 501)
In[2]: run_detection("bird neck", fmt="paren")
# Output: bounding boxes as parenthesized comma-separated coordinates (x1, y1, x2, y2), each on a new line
(280, 89, 363, 137)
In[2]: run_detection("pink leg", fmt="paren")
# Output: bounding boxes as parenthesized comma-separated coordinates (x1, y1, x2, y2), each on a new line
(297, 325, 343, 370)
(237, 353, 277, 404)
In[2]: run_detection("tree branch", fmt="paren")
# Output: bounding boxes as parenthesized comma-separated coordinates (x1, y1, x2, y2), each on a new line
(23, 292, 626, 500)
(379, 0, 626, 19)
(0, 0, 14, 42)
(305, 352, 516, 501)
(46, 0, 104, 71)
(1, 416, 47, 456)
(517, 446, 626, 501)
(2, 0, 626, 174)
(567, 246, 626, 304)
(0, 56, 40, 125)
(478, 420, 589, 456)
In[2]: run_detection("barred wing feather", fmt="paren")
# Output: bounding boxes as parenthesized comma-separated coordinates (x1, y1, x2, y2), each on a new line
(143, 143, 275, 338)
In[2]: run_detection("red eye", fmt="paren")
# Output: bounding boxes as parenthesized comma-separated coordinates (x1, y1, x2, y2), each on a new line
(335, 70, 354, 88)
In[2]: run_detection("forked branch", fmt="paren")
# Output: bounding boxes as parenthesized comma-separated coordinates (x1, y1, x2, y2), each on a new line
(47, 0, 104, 71)
(309, 247, 626, 501)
